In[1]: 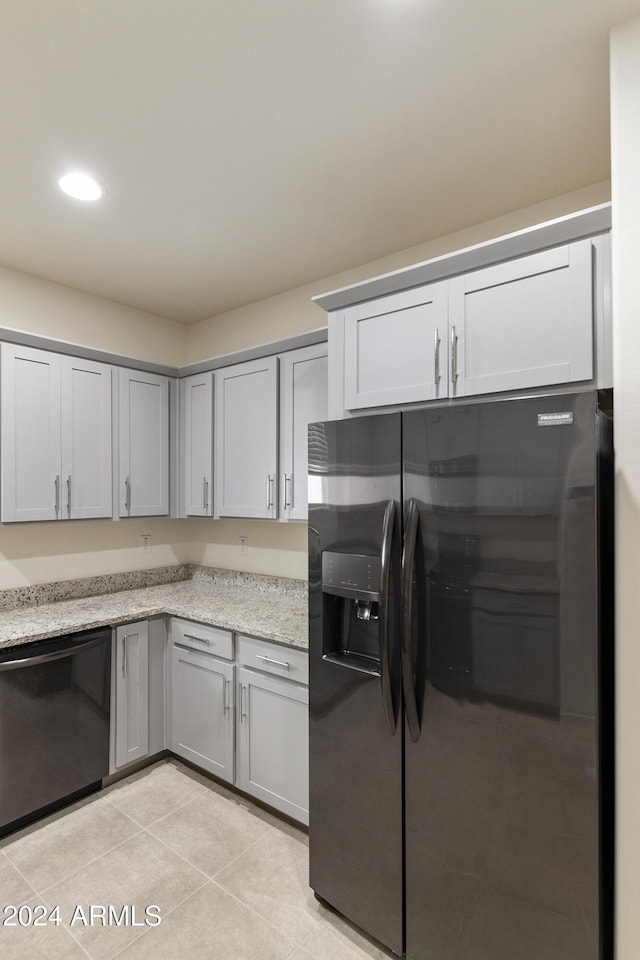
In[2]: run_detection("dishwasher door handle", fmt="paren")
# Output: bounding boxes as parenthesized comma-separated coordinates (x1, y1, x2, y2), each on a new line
(0, 634, 109, 672)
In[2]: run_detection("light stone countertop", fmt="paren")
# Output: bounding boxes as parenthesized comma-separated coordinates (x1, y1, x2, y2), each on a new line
(0, 576, 309, 651)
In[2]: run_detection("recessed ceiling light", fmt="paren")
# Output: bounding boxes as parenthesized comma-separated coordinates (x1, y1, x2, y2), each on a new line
(58, 172, 103, 202)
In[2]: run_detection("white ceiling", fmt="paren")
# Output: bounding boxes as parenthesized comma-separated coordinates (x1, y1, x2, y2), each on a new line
(1, 0, 639, 324)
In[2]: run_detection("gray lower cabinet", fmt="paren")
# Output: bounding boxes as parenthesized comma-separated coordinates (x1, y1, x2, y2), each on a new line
(168, 618, 235, 783)
(169, 644, 235, 782)
(111, 615, 309, 824)
(236, 635, 309, 825)
(112, 620, 150, 770)
(111, 618, 166, 773)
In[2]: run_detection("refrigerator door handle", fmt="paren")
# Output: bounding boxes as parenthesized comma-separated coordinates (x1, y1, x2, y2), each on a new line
(401, 498, 421, 742)
(379, 498, 397, 735)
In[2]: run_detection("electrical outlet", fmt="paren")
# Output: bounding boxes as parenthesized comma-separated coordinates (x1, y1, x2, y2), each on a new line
(140, 535, 152, 554)
(239, 536, 248, 556)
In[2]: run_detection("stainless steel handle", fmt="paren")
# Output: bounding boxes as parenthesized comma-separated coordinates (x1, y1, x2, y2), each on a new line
(450, 325, 458, 386)
(121, 635, 127, 678)
(0, 634, 109, 672)
(255, 654, 290, 670)
(434, 327, 441, 390)
(266, 474, 274, 510)
(124, 476, 131, 512)
(401, 499, 421, 743)
(54, 475, 60, 516)
(67, 475, 72, 517)
(184, 633, 211, 646)
(241, 684, 248, 722)
(222, 675, 228, 715)
(379, 499, 397, 735)
(203, 477, 209, 511)
(283, 474, 292, 509)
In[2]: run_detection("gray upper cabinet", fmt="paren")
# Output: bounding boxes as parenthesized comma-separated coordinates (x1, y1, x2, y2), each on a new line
(61, 356, 113, 519)
(330, 234, 606, 417)
(1, 344, 112, 522)
(214, 356, 278, 519)
(343, 282, 449, 410)
(279, 343, 328, 521)
(180, 372, 213, 517)
(118, 369, 170, 517)
(448, 239, 594, 398)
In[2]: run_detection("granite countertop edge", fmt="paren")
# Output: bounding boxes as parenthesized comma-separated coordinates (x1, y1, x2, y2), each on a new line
(0, 577, 309, 652)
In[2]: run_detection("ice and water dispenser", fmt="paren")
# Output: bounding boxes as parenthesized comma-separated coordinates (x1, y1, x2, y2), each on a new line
(320, 551, 383, 675)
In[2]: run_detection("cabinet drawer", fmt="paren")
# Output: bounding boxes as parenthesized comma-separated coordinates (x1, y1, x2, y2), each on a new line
(237, 634, 308, 685)
(169, 617, 234, 660)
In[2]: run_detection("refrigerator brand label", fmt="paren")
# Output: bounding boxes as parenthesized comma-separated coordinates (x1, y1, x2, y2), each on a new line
(537, 412, 574, 427)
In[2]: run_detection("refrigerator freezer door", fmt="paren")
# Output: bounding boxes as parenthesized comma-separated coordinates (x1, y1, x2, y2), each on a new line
(308, 413, 403, 956)
(403, 393, 602, 960)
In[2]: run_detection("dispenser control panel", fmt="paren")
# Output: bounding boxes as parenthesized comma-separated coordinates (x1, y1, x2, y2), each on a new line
(321, 551, 381, 601)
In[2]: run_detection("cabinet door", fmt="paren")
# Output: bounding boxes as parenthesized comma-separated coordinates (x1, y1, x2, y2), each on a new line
(343, 282, 449, 410)
(61, 357, 112, 519)
(180, 372, 213, 517)
(170, 644, 234, 783)
(214, 357, 278, 519)
(237, 666, 309, 824)
(280, 344, 328, 521)
(449, 239, 594, 398)
(119, 369, 169, 516)
(0, 344, 61, 522)
(114, 621, 149, 769)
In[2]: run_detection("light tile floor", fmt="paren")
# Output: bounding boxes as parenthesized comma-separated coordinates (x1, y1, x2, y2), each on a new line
(0, 760, 394, 960)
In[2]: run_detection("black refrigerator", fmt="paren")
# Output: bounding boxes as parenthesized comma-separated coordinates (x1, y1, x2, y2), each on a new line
(308, 391, 613, 960)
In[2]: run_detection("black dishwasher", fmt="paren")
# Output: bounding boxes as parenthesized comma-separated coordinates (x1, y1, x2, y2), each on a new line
(0, 627, 111, 836)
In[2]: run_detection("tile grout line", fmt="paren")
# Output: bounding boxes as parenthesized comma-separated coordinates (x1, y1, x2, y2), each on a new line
(207, 877, 300, 951)
(105, 790, 207, 831)
(1, 848, 95, 960)
(107, 876, 212, 960)
(141, 812, 273, 886)
(8, 821, 146, 900)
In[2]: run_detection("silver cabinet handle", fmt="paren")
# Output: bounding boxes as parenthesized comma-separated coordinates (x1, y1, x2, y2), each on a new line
(67, 475, 72, 517)
(241, 684, 248, 722)
(434, 328, 441, 390)
(203, 477, 209, 511)
(184, 633, 211, 645)
(121, 635, 127, 678)
(255, 654, 290, 670)
(222, 676, 231, 715)
(266, 474, 274, 510)
(54, 475, 60, 516)
(283, 474, 292, 509)
(450, 325, 458, 385)
(124, 476, 131, 512)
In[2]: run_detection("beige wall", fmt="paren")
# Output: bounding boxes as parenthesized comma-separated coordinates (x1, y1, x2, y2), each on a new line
(184, 518, 308, 581)
(610, 16, 640, 960)
(0, 519, 192, 588)
(0, 265, 187, 366)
